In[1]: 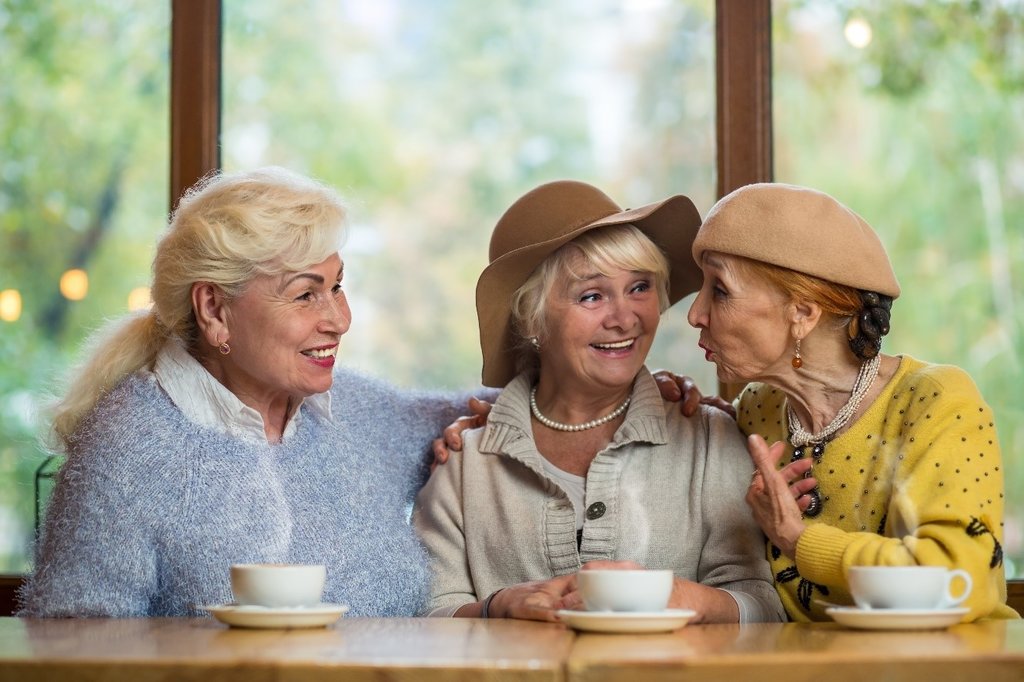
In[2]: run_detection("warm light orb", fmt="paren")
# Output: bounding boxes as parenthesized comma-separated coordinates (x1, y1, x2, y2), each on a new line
(60, 268, 89, 301)
(844, 17, 873, 49)
(0, 289, 21, 322)
(127, 286, 153, 311)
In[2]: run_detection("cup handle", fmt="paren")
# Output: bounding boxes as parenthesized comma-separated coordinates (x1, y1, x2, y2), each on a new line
(943, 569, 973, 607)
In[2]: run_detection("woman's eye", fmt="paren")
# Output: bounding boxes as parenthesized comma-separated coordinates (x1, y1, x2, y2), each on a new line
(579, 292, 601, 304)
(712, 285, 728, 298)
(332, 282, 344, 295)
(631, 280, 651, 294)
(296, 291, 314, 302)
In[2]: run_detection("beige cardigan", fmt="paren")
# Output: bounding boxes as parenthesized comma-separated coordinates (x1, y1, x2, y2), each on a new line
(412, 369, 785, 623)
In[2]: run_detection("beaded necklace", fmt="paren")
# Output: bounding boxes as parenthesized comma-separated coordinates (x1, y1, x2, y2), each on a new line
(529, 386, 631, 432)
(786, 354, 880, 517)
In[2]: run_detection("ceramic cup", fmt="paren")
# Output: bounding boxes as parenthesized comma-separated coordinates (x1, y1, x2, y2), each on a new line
(230, 563, 327, 608)
(577, 569, 674, 612)
(847, 566, 972, 610)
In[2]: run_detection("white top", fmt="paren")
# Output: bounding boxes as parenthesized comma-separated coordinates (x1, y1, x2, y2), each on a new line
(151, 339, 332, 444)
(539, 456, 586, 530)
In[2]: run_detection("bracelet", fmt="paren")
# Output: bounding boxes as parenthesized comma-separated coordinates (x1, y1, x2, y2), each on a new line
(480, 589, 503, 619)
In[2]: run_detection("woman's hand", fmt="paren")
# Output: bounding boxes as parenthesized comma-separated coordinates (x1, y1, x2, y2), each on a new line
(430, 397, 493, 471)
(580, 560, 737, 623)
(486, 574, 579, 622)
(745, 434, 809, 559)
(651, 371, 736, 419)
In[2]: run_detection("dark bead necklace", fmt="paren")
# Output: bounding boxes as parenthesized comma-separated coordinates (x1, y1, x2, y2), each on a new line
(790, 442, 827, 517)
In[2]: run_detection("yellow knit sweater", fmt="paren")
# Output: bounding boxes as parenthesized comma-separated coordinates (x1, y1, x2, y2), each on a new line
(736, 355, 1018, 622)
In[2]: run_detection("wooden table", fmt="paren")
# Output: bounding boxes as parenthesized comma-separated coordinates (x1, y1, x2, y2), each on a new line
(2, 617, 1022, 682)
(0, 616, 574, 682)
(567, 620, 1024, 682)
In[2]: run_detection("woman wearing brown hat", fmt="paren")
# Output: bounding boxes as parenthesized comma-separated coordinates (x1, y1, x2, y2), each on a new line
(412, 180, 784, 624)
(688, 182, 1017, 622)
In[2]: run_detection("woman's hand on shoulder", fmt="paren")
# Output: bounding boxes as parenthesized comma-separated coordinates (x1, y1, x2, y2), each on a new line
(651, 370, 736, 419)
(430, 397, 493, 472)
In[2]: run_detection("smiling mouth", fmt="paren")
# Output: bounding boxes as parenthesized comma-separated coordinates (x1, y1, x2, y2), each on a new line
(592, 339, 635, 351)
(301, 346, 338, 359)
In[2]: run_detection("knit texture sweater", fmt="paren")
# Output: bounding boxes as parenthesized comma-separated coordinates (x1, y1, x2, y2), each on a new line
(20, 367, 469, 618)
(735, 355, 1017, 622)
(413, 369, 786, 623)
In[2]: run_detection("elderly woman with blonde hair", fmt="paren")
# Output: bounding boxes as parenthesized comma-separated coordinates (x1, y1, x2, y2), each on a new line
(413, 181, 784, 624)
(21, 167, 470, 618)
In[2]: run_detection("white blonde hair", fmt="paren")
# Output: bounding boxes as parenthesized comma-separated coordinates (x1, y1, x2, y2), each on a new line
(509, 224, 670, 375)
(49, 167, 347, 450)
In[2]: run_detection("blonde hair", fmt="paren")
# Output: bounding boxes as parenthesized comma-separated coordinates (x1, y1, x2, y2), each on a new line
(509, 224, 670, 375)
(49, 167, 347, 450)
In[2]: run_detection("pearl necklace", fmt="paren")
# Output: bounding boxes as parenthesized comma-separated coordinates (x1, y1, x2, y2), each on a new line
(785, 354, 880, 518)
(787, 354, 881, 448)
(529, 387, 631, 432)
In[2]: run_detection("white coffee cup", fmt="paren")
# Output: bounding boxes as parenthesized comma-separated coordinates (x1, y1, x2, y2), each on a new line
(230, 563, 326, 608)
(847, 566, 972, 610)
(577, 569, 674, 612)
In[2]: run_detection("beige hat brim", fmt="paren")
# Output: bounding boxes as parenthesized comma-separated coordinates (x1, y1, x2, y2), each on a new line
(477, 189, 701, 387)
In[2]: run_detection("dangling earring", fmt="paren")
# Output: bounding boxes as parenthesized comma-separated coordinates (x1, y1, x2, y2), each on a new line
(219, 341, 231, 355)
(791, 338, 803, 369)
(530, 337, 540, 351)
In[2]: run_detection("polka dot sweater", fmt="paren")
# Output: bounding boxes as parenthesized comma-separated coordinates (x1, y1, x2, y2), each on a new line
(736, 355, 1018, 622)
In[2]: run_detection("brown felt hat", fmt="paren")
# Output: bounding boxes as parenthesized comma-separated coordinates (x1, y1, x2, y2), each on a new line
(477, 180, 702, 387)
(692, 183, 900, 298)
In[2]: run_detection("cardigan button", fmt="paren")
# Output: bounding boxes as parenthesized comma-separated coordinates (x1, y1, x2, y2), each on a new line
(585, 501, 606, 520)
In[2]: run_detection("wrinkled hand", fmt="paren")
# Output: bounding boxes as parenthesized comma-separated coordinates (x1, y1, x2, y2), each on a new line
(651, 370, 736, 419)
(745, 434, 809, 559)
(430, 397, 493, 472)
(489, 573, 579, 622)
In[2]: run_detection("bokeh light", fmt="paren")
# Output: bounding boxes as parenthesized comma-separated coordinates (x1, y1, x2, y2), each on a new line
(0, 289, 22, 322)
(844, 17, 873, 49)
(127, 286, 153, 311)
(59, 269, 89, 301)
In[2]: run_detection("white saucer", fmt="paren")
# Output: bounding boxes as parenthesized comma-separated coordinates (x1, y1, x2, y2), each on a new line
(202, 603, 349, 629)
(825, 606, 968, 631)
(556, 609, 697, 634)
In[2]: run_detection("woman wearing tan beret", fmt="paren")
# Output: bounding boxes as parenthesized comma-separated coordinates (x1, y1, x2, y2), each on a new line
(413, 180, 784, 624)
(687, 182, 1017, 622)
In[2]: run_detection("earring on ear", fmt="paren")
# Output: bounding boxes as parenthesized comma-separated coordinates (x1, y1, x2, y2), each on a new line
(530, 337, 540, 351)
(791, 338, 803, 369)
(218, 341, 231, 355)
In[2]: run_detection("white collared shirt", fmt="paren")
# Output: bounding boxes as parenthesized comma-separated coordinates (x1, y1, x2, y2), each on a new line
(150, 339, 332, 444)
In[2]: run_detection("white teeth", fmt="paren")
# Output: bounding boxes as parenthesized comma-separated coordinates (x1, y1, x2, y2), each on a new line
(305, 346, 337, 358)
(593, 339, 634, 350)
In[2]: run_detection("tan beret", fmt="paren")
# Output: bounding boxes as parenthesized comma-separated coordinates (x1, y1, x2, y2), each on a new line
(692, 183, 900, 298)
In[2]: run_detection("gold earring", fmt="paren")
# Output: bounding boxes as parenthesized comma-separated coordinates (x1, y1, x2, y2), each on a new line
(218, 341, 231, 355)
(792, 338, 803, 369)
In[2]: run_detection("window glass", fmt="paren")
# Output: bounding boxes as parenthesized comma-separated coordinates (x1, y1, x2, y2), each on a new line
(774, 1, 1024, 577)
(222, 0, 717, 394)
(0, 2, 170, 571)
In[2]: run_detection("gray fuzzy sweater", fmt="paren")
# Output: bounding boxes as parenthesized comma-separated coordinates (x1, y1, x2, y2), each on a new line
(19, 367, 469, 618)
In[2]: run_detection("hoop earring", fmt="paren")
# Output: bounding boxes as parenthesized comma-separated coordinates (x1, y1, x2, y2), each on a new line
(218, 341, 231, 355)
(791, 338, 803, 369)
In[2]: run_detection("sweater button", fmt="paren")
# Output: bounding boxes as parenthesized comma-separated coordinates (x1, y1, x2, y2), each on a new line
(586, 502, 606, 520)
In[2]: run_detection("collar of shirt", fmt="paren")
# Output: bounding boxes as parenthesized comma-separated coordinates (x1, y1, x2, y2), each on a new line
(150, 338, 332, 444)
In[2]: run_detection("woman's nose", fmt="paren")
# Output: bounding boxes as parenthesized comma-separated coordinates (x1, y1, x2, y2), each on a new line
(321, 292, 352, 335)
(687, 289, 706, 328)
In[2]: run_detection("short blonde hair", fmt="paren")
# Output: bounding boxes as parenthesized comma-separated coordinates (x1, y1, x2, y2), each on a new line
(50, 167, 347, 449)
(509, 224, 670, 375)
